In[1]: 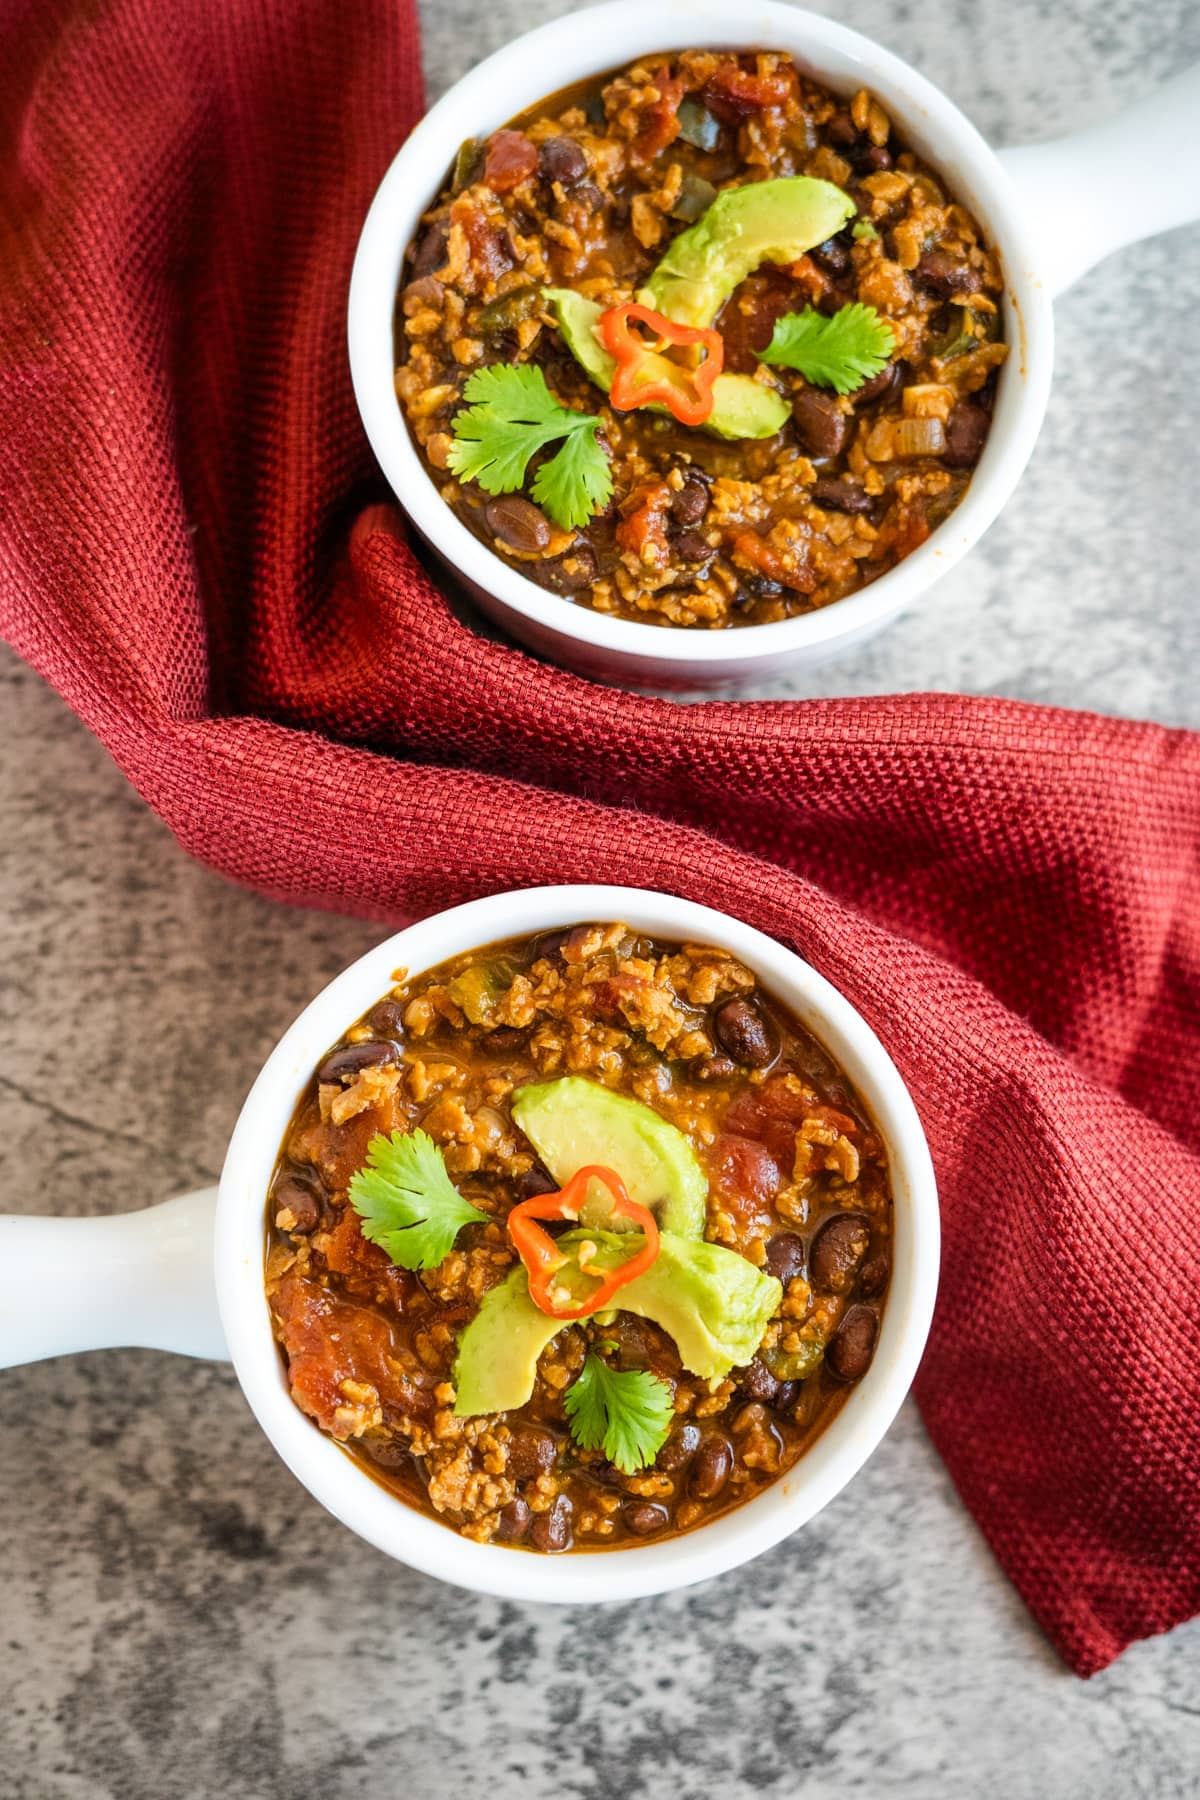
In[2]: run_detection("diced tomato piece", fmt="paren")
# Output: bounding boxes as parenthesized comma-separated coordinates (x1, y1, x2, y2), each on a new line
(725, 1075, 815, 1167)
(807, 1102, 863, 1142)
(291, 1092, 405, 1196)
(893, 498, 931, 560)
(732, 531, 817, 595)
(616, 481, 673, 570)
(270, 1273, 430, 1437)
(725, 1080, 866, 1173)
(589, 972, 653, 1020)
(703, 62, 793, 122)
(322, 1207, 417, 1310)
(708, 1133, 783, 1234)
(483, 129, 538, 194)
(452, 198, 516, 284)
(632, 71, 684, 165)
(717, 272, 797, 374)
(785, 253, 833, 304)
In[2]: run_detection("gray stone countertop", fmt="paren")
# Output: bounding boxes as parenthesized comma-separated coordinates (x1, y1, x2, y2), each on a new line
(2, 2, 1199, 1795)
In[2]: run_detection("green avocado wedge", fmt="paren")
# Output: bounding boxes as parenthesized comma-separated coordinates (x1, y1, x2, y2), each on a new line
(641, 176, 856, 329)
(511, 1074, 708, 1238)
(614, 1232, 782, 1381)
(452, 1230, 782, 1416)
(452, 1267, 564, 1415)
(544, 288, 790, 441)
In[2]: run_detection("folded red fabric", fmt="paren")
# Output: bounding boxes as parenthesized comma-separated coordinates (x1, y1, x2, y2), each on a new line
(2, 0, 1198, 1676)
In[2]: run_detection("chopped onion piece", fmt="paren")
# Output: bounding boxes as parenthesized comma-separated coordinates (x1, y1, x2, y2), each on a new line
(893, 416, 946, 457)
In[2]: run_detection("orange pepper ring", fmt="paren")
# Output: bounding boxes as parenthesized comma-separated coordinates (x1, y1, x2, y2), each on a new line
(598, 301, 724, 427)
(508, 1164, 661, 1320)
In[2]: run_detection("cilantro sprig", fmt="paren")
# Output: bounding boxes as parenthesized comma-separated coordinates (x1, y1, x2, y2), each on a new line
(563, 1352, 674, 1474)
(758, 302, 895, 395)
(349, 1129, 487, 1271)
(447, 364, 613, 530)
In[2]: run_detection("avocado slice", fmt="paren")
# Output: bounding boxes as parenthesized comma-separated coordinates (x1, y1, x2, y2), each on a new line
(545, 288, 789, 441)
(614, 1232, 782, 1380)
(641, 176, 856, 329)
(511, 1074, 707, 1238)
(452, 1230, 782, 1415)
(452, 1267, 563, 1415)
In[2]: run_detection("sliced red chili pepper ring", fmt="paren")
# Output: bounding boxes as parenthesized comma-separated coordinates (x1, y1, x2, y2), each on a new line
(598, 301, 724, 427)
(507, 1163, 661, 1320)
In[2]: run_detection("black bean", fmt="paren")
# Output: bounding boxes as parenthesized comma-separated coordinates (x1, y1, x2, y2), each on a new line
(772, 1380, 799, 1414)
(530, 1495, 573, 1552)
(811, 234, 851, 277)
(693, 1054, 736, 1082)
(272, 1176, 321, 1234)
(540, 136, 588, 187)
(811, 476, 872, 514)
(792, 387, 848, 459)
(624, 1502, 669, 1537)
(671, 476, 710, 527)
(367, 998, 405, 1037)
(689, 1435, 733, 1500)
(671, 529, 714, 565)
(741, 574, 784, 602)
(402, 274, 443, 310)
(316, 1040, 399, 1085)
(507, 1426, 558, 1481)
(517, 1165, 559, 1201)
(854, 143, 892, 172)
(571, 180, 605, 211)
(363, 1436, 410, 1471)
(764, 1232, 806, 1285)
(859, 1252, 890, 1299)
(738, 1358, 781, 1403)
(486, 1026, 525, 1052)
(409, 219, 449, 280)
(853, 361, 900, 405)
(535, 929, 570, 962)
(657, 1422, 701, 1471)
(484, 495, 552, 554)
(713, 998, 777, 1069)
(916, 249, 982, 298)
(810, 1214, 871, 1293)
(531, 542, 598, 595)
(826, 1305, 879, 1382)
(826, 112, 858, 149)
(942, 401, 991, 469)
(495, 1496, 532, 1542)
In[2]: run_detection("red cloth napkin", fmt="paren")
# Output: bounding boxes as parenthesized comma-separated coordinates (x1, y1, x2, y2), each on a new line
(2, 0, 1198, 1677)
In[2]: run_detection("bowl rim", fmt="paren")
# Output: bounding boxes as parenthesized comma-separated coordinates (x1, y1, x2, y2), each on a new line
(215, 884, 939, 1603)
(348, 0, 1054, 675)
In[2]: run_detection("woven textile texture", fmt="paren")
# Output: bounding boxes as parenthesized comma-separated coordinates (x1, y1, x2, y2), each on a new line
(1, 0, 1198, 1677)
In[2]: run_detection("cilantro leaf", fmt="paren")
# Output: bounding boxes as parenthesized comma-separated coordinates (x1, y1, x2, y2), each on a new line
(446, 363, 611, 531)
(349, 1129, 487, 1271)
(758, 303, 895, 395)
(563, 1353, 675, 1474)
(531, 423, 614, 530)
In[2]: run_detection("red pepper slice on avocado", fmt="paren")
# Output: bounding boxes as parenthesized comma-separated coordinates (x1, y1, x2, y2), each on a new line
(598, 301, 724, 427)
(508, 1163, 660, 1319)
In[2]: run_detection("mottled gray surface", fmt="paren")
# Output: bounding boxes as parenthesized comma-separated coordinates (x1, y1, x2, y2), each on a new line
(3, 2, 1200, 1796)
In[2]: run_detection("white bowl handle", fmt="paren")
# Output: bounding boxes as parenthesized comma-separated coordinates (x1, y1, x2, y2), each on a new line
(0, 1188, 228, 1368)
(997, 63, 1200, 297)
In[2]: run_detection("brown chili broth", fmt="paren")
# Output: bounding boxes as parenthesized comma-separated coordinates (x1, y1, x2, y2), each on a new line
(264, 924, 893, 1552)
(394, 50, 1008, 629)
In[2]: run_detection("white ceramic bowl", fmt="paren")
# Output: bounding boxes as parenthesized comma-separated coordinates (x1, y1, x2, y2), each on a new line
(349, 0, 1199, 689)
(0, 885, 938, 1604)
